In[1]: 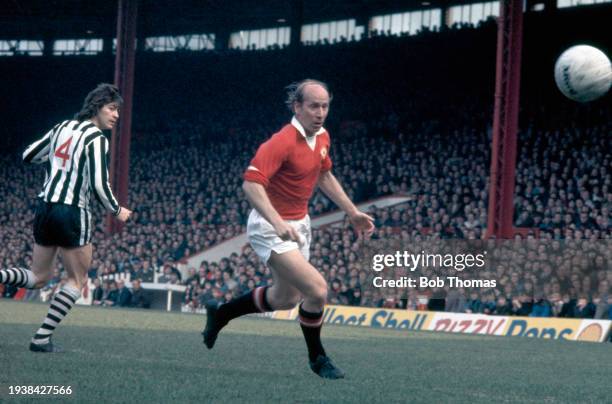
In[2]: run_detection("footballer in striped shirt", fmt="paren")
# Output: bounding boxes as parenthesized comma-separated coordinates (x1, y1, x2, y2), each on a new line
(1, 83, 132, 353)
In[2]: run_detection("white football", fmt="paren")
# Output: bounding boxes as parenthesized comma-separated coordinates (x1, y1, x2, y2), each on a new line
(554, 45, 612, 103)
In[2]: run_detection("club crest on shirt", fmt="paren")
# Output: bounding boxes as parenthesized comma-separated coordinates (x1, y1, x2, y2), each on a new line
(320, 147, 327, 159)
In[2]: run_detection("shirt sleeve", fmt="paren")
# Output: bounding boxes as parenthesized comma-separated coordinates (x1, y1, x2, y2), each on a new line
(243, 133, 291, 188)
(22, 124, 59, 164)
(86, 135, 121, 215)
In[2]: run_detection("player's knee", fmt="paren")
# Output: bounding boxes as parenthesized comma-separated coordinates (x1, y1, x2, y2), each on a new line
(293, 293, 304, 307)
(308, 283, 328, 307)
(270, 291, 301, 310)
(283, 293, 302, 308)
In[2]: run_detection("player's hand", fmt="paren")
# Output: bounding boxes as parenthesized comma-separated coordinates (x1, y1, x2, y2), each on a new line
(274, 221, 302, 245)
(117, 206, 132, 222)
(349, 211, 375, 240)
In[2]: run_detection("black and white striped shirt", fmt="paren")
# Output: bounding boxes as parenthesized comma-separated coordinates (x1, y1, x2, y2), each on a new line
(23, 120, 120, 215)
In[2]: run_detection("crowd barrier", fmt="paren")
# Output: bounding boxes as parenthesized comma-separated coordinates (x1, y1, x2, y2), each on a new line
(72, 276, 186, 311)
(263, 305, 612, 343)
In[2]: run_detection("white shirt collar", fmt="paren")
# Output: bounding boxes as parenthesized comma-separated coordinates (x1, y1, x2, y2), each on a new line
(291, 116, 325, 138)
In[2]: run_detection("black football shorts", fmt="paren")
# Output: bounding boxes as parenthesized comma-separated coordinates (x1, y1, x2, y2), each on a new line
(33, 199, 91, 248)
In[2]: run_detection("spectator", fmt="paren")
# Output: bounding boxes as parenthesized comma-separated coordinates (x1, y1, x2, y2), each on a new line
(493, 296, 512, 315)
(104, 281, 119, 307)
(130, 279, 151, 309)
(92, 278, 104, 306)
(445, 289, 466, 313)
(158, 266, 174, 284)
(465, 291, 483, 314)
(117, 280, 133, 308)
(512, 295, 534, 317)
(530, 293, 552, 317)
(572, 295, 595, 319)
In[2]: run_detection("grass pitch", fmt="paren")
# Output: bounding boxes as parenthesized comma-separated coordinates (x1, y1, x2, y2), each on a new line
(0, 301, 610, 403)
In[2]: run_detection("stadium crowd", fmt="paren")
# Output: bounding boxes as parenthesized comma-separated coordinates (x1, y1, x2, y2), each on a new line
(0, 18, 610, 322)
(177, 119, 610, 321)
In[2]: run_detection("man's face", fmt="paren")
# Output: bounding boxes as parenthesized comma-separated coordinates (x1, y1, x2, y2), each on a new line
(294, 84, 330, 136)
(95, 102, 120, 130)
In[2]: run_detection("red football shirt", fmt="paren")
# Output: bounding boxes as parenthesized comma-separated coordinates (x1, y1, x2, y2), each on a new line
(244, 118, 333, 220)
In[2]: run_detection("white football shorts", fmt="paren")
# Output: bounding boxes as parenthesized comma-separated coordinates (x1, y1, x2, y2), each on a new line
(247, 209, 311, 264)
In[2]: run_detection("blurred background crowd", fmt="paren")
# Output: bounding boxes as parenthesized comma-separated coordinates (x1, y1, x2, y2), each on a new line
(1, 15, 610, 320)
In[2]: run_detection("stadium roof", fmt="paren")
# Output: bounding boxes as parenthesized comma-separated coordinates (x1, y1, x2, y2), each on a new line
(2, 0, 481, 40)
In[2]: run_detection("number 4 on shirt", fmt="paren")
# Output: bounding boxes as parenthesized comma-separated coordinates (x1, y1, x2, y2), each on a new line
(54, 137, 73, 167)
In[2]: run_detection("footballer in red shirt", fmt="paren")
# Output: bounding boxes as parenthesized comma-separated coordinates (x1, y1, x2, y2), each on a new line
(202, 79, 374, 379)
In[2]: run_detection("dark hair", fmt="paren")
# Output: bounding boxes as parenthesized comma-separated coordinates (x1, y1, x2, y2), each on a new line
(74, 83, 123, 121)
(285, 79, 332, 112)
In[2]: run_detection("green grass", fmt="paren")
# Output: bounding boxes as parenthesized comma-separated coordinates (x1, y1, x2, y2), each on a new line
(0, 301, 610, 403)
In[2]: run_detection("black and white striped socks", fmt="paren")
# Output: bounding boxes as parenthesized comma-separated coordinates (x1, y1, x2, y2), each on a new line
(31, 284, 81, 345)
(0, 267, 38, 289)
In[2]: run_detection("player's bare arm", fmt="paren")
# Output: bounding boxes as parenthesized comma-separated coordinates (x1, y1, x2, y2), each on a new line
(317, 170, 375, 237)
(242, 180, 301, 243)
